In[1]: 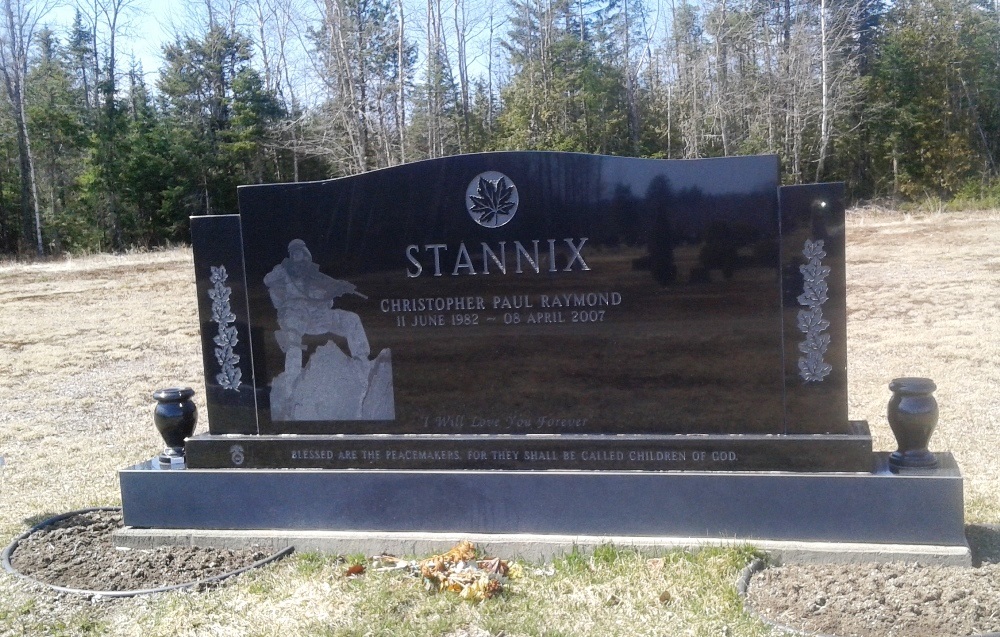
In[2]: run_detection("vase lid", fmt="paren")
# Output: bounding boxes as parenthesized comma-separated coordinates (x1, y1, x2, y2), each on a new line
(152, 387, 196, 402)
(889, 377, 937, 395)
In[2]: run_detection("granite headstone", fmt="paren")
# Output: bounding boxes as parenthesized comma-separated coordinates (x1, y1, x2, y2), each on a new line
(118, 152, 966, 558)
(184, 152, 870, 471)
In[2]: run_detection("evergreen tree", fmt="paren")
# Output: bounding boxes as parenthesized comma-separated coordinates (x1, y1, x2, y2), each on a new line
(158, 26, 252, 216)
(227, 67, 284, 183)
(25, 28, 89, 252)
(497, 0, 630, 153)
(115, 63, 184, 246)
(867, 0, 991, 196)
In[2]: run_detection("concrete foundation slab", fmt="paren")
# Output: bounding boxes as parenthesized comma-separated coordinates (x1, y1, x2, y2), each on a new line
(112, 527, 972, 566)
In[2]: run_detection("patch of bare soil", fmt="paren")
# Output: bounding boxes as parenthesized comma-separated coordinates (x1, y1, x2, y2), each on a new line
(745, 529, 1000, 637)
(6, 510, 272, 593)
(8, 509, 1000, 637)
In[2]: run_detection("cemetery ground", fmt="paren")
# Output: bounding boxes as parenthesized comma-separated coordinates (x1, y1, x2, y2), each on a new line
(0, 208, 998, 636)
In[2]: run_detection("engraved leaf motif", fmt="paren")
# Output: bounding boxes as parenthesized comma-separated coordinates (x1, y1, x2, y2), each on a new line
(469, 176, 516, 226)
(798, 268, 830, 307)
(210, 265, 228, 284)
(798, 333, 831, 355)
(799, 356, 832, 382)
(797, 287, 827, 308)
(797, 308, 830, 334)
(211, 306, 236, 324)
(217, 365, 242, 390)
(214, 328, 238, 349)
(468, 176, 494, 208)
(214, 345, 240, 367)
(208, 285, 232, 303)
(803, 239, 827, 262)
(799, 263, 831, 284)
(797, 238, 832, 383)
(208, 263, 241, 391)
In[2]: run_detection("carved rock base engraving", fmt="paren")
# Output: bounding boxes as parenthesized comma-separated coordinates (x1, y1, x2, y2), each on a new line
(271, 346, 395, 421)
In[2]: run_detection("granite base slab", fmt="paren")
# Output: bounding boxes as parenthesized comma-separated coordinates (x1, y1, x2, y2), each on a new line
(184, 424, 874, 472)
(119, 453, 966, 550)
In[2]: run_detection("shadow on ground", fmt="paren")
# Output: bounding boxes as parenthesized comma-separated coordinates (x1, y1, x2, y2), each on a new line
(21, 512, 61, 529)
(966, 524, 1000, 565)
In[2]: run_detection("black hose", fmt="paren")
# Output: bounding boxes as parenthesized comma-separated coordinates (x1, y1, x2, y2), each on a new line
(2, 507, 294, 598)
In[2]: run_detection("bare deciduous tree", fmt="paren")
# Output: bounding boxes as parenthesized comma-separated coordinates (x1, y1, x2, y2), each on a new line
(0, 0, 54, 255)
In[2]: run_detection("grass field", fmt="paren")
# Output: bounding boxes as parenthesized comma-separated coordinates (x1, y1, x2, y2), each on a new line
(0, 209, 997, 636)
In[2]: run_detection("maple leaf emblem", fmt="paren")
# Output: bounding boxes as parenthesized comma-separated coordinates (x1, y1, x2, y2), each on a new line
(467, 174, 518, 227)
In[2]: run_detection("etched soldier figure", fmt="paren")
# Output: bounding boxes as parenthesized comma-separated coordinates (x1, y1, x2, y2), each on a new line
(264, 239, 394, 422)
(264, 239, 371, 375)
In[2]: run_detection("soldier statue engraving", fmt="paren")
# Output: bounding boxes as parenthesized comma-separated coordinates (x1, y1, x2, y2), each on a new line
(265, 239, 371, 369)
(265, 239, 394, 421)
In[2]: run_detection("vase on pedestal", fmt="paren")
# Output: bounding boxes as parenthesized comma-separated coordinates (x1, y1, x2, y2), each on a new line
(887, 377, 938, 472)
(153, 387, 197, 468)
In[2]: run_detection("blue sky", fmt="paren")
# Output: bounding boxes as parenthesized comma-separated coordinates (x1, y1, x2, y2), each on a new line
(48, 1, 176, 83)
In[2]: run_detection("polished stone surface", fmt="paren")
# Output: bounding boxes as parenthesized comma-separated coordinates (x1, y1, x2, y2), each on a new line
(191, 214, 259, 434)
(187, 152, 866, 470)
(779, 183, 848, 434)
(236, 153, 788, 437)
(185, 422, 873, 472)
(120, 452, 966, 548)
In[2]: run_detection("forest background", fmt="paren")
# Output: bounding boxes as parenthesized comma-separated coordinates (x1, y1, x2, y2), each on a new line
(0, 0, 998, 256)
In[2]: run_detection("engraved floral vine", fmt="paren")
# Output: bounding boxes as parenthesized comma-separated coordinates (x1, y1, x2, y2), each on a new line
(797, 239, 833, 382)
(209, 265, 242, 390)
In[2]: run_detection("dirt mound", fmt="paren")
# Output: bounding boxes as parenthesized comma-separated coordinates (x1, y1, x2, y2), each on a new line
(746, 558, 1000, 637)
(5, 509, 274, 593)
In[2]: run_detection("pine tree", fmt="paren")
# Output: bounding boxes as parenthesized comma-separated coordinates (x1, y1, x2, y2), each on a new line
(25, 28, 89, 252)
(867, 0, 989, 196)
(158, 26, 252, 215)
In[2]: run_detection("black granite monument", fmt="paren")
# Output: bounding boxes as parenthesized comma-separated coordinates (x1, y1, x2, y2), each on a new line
(183, 153, 866, 471)
(119, 152, 965, 554)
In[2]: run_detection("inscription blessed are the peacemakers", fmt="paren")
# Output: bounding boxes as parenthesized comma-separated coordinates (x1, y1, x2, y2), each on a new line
(283, 446, 740, 467)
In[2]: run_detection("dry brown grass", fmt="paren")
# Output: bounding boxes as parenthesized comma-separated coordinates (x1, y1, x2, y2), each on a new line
(0, 210, 997, 636)
(845, 209, 1000, 521)
(0, 250, 204, 532)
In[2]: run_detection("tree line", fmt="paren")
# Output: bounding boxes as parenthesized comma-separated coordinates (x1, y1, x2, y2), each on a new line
(1, 0, 998, 256)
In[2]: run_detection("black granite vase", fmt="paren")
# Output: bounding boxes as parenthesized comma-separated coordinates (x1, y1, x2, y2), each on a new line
(887, 377, 938, 471)
(153, 387, 197, 464)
